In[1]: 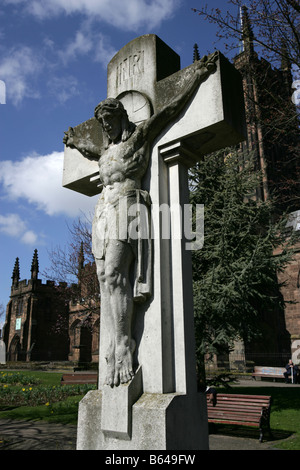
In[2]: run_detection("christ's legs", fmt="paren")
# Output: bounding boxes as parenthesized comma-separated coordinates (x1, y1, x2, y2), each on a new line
(96, 259, 116, 386)
(98, 240, 135, 386)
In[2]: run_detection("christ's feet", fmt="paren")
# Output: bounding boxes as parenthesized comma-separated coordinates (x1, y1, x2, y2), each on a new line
(113, 338, 136, 386)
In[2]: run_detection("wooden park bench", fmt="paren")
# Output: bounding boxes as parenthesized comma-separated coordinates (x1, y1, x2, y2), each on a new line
(252, 366, 286, 381)
(60, 373, 98, 386)
(206, 393, 272, 442)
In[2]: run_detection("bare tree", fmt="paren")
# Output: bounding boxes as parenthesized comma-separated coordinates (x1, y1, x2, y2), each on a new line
(192, 0, 300, 69)
(193, 1, 300, 211)
(44, 214, 94, 285)
(43, 215, 99, 334)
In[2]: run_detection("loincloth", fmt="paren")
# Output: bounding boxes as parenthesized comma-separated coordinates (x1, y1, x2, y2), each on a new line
(92, 189, 152, 302)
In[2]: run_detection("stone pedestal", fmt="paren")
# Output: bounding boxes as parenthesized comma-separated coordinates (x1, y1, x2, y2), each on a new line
(77, 389, 208, 450)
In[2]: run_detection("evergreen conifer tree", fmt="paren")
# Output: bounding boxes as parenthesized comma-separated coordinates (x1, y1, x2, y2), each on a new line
(189, 148, 296, 366)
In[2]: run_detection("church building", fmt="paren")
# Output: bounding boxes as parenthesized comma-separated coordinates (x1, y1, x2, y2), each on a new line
(3, 247, 100, 364)
(3, 250, 70, 361)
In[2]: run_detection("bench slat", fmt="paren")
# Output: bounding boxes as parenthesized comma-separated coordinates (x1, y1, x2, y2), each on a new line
(211, 395, 271, 407)
(209, 402, 269, 409)
(208, 416, 261, 423)
(61, 373, 98, 385)
(208, 406, 265, 414)
(252, 373, 283, 378)
(208, 419, 262, 427)
(217, 393, 270, 400)
(212, 398, 270, 406)
(207, 406, 264, 415)
(208, 410, 262, 420)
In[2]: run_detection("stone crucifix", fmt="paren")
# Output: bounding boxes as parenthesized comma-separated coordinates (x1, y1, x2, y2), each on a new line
(63, 35, 245, 450)
(64, 52, 217, 388)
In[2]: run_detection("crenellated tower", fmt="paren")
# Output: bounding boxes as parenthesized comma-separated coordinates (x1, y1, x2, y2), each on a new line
(3, 249, 69, 362)
(234, 6, 297, 210)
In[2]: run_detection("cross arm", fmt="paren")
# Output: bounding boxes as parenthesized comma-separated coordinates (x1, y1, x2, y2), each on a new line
(63, 126, 100, 160)
(144, 52, 219, 143)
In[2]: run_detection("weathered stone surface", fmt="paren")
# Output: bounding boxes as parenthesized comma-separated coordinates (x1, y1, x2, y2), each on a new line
(77, 390, 209, 450)
(101, 366, 143, 440)
(155, 53, 246, 163)
(128, 54, 246, 396)
(107, 34, 180, 105)
(62, 117, 102, 196)
(118, 90, 152, 124)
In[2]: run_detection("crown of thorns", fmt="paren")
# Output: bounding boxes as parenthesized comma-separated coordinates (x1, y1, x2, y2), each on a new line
(94, 98, 125, 118)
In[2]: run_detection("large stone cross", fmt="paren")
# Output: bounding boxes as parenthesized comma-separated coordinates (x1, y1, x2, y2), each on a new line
(63, 35, 246, 450)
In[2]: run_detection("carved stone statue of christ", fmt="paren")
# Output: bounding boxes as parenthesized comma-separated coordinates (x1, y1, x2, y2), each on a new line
(63, 53, 217, 387)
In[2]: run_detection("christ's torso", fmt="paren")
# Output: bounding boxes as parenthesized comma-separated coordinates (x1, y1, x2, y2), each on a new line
(98, 129, 149, 204)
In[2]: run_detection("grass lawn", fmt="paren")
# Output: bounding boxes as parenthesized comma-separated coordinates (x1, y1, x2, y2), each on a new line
(0, 370, 93, 426)
(1, 371, 300, 450)
(0, 395, 82, 425)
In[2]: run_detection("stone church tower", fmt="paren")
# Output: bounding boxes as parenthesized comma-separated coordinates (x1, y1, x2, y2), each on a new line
(194, 6, 300, 365)
(3, 250, 70, 361)
(3, 245, 100, 365)
(234, 7, 300, 364)
(234, 6, 298, 211)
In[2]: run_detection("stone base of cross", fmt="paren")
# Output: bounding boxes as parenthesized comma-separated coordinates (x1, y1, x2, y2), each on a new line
(63, 35, 246, 450)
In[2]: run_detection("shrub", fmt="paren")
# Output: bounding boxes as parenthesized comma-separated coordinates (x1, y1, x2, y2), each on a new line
(0, 371, 42, 386)
(0, 383, 96, 408)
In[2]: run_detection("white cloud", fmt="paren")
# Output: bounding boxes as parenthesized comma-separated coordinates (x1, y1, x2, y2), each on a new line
(0, 80, 5, 104)
(47, 75, 80, 104)
(0, 46, 43, 106)
(1, 1, 180, 105)
(21, 230, 38, 245)
(0, 43, 82, 106)
(0, 18, 116, 106)
(58, 20, 116, 67)
(0, 213, 26, 237)
(0, 213, 38, 245)
(94, 34, 117, 66)
(4, 0, 181, 31)
(0, 151, 97, 217)
(64, 29, 94, 60)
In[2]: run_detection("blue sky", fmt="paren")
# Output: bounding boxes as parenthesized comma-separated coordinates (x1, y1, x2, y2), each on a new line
(0, 0, 240, 316)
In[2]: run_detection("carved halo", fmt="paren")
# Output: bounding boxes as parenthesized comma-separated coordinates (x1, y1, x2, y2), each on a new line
(117, 90, 152, 125)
